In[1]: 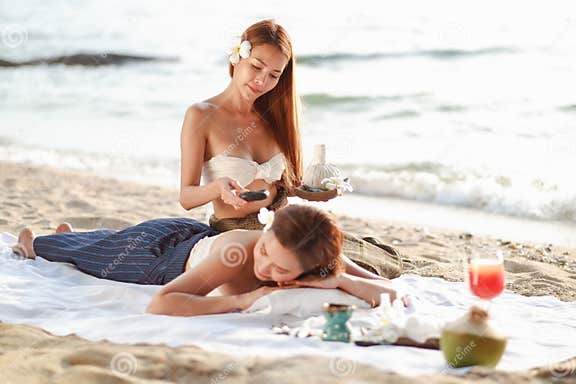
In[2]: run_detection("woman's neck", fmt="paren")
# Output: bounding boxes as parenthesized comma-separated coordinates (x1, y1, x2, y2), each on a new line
(219, 83, 256, 116)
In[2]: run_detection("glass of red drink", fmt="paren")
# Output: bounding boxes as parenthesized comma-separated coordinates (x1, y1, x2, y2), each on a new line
(467, 250, 505, 308)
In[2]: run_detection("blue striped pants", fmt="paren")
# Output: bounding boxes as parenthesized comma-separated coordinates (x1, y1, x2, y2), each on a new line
(33, 218, 219, 285)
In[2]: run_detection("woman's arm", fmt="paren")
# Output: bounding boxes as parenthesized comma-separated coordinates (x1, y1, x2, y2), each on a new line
(147, 291, 241, 316)
(343, 255, 385, 280)
(146, 285, 281, 317)
(337, 273, 397, 307)
(179, 105, 217, 210)
(146, 230, 261, 316)
(179, 105, 246, 210)
(291, 272, 398, 307)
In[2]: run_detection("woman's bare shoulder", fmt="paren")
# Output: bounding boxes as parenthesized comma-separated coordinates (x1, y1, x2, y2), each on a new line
(186, 101, 216, 118)
(211, 229, 261, 250)
(185, 99, 225, 127)
(157, 230, 260, 297)
(192, 100, 218, 111)
(182, 101, 219, 136)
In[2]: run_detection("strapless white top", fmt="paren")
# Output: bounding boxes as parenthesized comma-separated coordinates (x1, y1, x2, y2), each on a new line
(186, 233, 223, 271)
(203, 153, 286, 187)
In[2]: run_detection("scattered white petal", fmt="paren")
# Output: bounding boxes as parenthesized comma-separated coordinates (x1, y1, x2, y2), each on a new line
(258, 207, 275, 231)
(321, 176, 353, 195)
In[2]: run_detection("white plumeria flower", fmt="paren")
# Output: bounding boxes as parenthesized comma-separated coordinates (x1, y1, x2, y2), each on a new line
(228, 40, 252, 64)
(257, 207, 275, 231)
(321, 176, 353, 195)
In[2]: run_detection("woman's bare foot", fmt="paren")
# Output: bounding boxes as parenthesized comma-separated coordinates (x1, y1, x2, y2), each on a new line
(12, 228, 37, 259)
(56, 223, 73, 234)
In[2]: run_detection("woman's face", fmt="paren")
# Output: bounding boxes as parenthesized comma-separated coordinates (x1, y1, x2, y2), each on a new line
(233, 43, 289, 100)
(252, 230, 304, 283)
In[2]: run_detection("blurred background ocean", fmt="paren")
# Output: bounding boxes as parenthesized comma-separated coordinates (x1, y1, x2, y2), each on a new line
(1, 0, 575, 245)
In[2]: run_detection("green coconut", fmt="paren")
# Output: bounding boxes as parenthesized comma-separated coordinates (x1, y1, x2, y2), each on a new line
(440, 305, 507, 368)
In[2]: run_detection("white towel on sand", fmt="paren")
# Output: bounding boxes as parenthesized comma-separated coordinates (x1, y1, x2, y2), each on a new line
(1, 232, 575, 376)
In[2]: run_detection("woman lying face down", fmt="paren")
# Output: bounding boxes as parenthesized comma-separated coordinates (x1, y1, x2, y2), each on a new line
(12, 204, 402, 317)
(146, 205, 401, 317)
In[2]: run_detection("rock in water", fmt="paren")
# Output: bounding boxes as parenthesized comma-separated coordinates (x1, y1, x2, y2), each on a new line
(0, 53, 178, 67)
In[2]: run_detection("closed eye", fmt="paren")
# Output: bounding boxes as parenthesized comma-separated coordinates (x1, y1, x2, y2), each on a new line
(275, 266, 289, 274)
(251, 64, 279, 79)
(261, 243, 288, 273)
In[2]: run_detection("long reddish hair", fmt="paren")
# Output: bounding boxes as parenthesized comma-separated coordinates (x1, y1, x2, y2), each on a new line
(271, 205, 345, 278)
(229, 19, 303, 189)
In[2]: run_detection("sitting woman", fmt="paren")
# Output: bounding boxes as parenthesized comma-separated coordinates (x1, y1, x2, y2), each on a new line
(12, 205, 400, 316)
(179, 19, 403, 278)
(179, 19, 303, 231)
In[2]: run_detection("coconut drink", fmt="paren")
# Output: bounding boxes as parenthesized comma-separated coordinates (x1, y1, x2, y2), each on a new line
(440, 305, 507, 368)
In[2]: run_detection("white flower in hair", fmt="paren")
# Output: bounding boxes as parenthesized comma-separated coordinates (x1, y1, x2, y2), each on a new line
(258, 207, 275, 231)
(321, 176, 353, 195)
(229, 39, 252, 64)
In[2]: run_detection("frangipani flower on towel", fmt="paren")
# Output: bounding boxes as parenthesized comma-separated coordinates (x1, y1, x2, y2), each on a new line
(321, 176, 353, 195)
(258, 207, 275, 231)
(228, 39, 252, 64)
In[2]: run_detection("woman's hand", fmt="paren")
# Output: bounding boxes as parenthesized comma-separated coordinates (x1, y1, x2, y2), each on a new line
(283, 274, 410, 308)
(336, 273, 403, 307)
(237, 284, 303, 311)
(285, 185, 296, 197)
(237, 286, 280, 311)
(288, 274, 342, 290)
(216, 177, 248, 210)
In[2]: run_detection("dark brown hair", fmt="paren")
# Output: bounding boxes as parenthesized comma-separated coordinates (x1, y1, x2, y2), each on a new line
(228, 19, 303, 189)
(271, 205, 345, 278)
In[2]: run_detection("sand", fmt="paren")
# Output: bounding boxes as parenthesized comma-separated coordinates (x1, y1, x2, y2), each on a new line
(1, 160, 575, 383)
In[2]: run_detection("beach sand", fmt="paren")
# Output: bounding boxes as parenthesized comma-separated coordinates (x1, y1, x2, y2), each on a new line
(1, 160, 575, 383)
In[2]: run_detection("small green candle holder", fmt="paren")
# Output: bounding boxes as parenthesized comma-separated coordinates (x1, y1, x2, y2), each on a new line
(322, 303, 354, 342)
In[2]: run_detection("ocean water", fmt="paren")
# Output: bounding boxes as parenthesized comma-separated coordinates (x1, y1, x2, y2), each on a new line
(1, 0, 575, 244)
